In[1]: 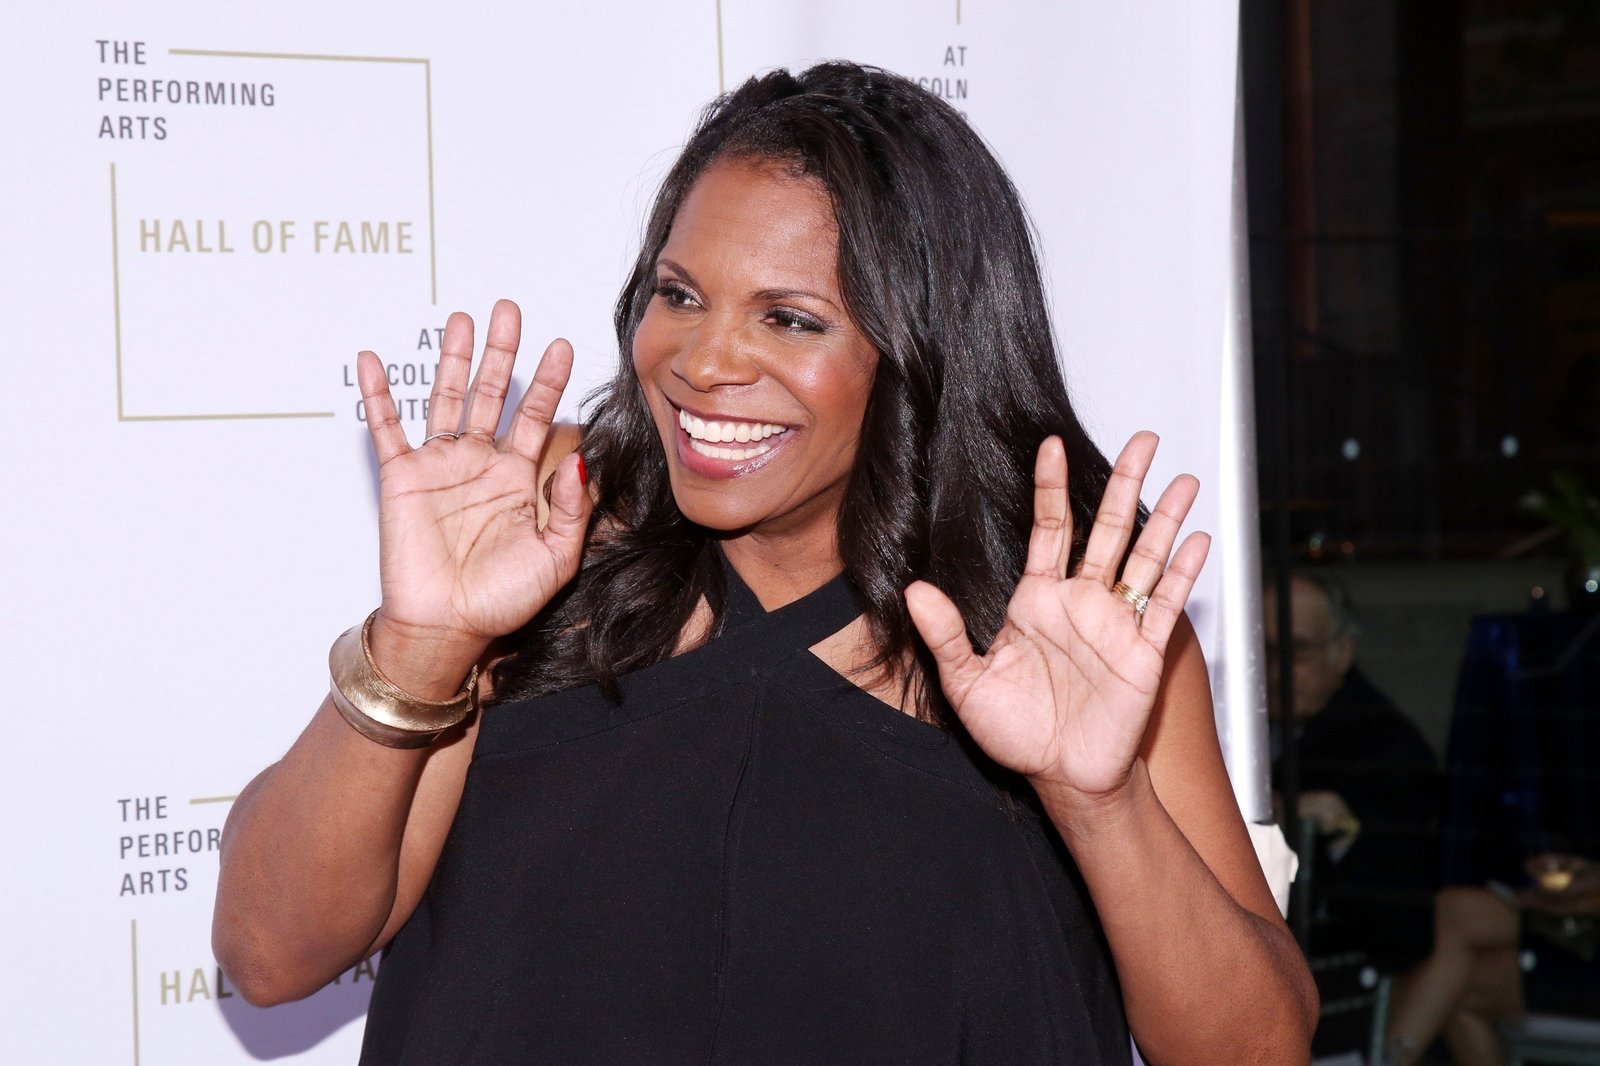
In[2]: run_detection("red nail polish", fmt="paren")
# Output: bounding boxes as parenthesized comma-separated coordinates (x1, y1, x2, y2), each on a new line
(576, 454, 588, 486)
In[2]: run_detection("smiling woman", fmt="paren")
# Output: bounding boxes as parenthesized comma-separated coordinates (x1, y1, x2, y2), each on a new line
(634, 160, 877, 547)
(212, 62, 1317, 1065)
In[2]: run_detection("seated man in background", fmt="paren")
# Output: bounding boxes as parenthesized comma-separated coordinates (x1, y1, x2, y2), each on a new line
(1267, 573, 1443, 983)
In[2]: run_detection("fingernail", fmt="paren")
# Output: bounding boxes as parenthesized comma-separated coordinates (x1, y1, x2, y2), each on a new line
(576, 454, 588, 486)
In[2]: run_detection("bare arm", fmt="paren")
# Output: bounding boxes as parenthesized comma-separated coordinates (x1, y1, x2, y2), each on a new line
(906, 433, 1316, 1065)
(213, 659, 478, 1005)
(1039, 620, 1316, 1064)
(212, 302, 588, 1005)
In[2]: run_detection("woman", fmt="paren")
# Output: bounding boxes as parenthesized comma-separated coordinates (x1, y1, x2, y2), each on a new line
(213, 63, 1316, 1062)
(1385, 857, 1600, 1065)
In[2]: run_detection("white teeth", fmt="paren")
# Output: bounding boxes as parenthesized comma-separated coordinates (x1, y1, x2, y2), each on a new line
(688, 438, 772, 461)
(676, 408, 789, 448)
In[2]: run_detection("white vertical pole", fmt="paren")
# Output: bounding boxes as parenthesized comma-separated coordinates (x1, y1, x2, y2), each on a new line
(1214, 52, 1273, 824)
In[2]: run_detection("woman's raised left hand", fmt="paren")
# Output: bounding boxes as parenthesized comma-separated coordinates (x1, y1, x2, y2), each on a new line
(905, 432, 1209, 806)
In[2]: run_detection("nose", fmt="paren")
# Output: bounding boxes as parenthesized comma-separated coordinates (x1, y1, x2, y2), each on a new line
(671, 314, 761, 392)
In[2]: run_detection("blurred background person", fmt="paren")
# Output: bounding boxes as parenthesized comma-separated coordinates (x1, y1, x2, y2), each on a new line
(1384, 855, 1599, 1066)
(1267, 573, 1443, 982)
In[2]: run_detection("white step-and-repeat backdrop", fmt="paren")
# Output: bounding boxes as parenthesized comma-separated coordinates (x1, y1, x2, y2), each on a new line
(1, 2, 1252, 1061)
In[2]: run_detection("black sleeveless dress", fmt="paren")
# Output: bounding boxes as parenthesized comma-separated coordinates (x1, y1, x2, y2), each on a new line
(360, 562, 1132, 1064)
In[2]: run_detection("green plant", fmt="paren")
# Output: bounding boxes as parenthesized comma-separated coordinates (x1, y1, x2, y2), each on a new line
(1521, 471, 1600, 572)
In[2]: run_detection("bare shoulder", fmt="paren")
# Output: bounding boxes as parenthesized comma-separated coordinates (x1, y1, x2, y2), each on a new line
(1139, 612, 1284, 925)
(534, 422, 584, 528)
(538, 421, 583, 481)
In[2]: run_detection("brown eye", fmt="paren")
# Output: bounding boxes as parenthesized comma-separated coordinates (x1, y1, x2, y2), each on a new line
(769, 308, 826, 334)
(654, 281, 699, 309)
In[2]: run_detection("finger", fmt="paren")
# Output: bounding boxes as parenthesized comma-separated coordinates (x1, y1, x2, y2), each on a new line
(1023, 436, 1073, 579)
(1115, 473, 1200, 599)
(426, 311, 476, 437)
(1137, 530, 1210, 656)
(1077, 431, 1158, 585)
(356, 350, 410, 465)
(904, 581, 984, 706)
(541, 451, 595, 568)
(463, 298, 522, 435)
(506, 338, 575, 461)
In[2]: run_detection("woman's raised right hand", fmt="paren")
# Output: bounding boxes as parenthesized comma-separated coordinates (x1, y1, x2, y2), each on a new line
(356, 299, 592, 679)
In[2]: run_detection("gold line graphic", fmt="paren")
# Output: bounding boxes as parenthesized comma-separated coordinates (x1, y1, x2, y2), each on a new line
(108, 151, 337, 422)
(190, 795, 239, 805)
(167, 47, 438, 306)
(119, 412, 334, 423)
(110, 163, 124, 421)
(424, 60, 438, 305)
(168, 49, 426, 63)
(715, 0, 725, 93)
(131, 918, 141, 1066)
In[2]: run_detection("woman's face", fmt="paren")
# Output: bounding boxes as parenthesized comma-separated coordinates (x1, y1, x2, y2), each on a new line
(632, 158, 878, 543)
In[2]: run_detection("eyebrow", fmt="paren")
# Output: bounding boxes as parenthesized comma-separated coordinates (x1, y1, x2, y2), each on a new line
(655, 257, 842, 312)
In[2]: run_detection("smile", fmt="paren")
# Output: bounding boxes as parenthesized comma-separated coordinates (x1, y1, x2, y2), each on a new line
(677, 407, 789, 462)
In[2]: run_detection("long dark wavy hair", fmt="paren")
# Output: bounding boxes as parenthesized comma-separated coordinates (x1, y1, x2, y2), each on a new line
(492, 61, 1133, 725)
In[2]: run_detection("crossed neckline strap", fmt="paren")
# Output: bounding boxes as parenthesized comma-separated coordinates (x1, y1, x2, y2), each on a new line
(713, 544, 863, 648)
(714, 546, 1002, 799)
(475, 548, 865, 755)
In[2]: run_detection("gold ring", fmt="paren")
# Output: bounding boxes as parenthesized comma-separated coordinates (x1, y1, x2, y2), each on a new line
(1112, 581, 1149, 617)
(421, 431, 460, 446)
(459, 428, 496, 439)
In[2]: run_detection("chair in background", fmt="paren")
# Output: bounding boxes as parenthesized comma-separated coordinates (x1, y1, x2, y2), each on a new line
(1499, 1013, 1600, 1066)
(1298, 819, 1396, 1065)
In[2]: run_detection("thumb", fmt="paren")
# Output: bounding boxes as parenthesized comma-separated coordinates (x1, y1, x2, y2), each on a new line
(905, 580, 983, 706)
(543, 451, 593, 565)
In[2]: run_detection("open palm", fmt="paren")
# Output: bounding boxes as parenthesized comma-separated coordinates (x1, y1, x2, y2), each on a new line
(359, 300, 592, 646)
(906, 433, 1208, 799)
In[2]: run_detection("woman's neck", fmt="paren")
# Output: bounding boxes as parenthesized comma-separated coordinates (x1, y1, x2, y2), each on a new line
(718, 531, 844, 611)
(715, 528, 922, 720)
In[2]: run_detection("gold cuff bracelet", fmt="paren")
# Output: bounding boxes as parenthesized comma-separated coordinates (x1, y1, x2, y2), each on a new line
(328, 611, 478, 749)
